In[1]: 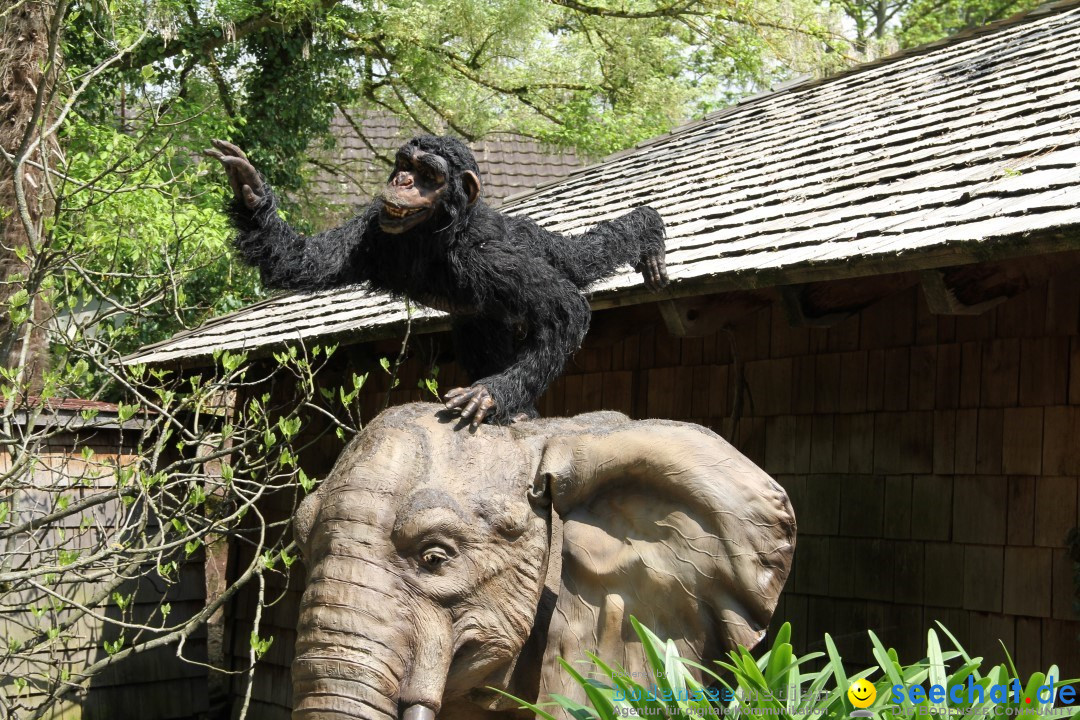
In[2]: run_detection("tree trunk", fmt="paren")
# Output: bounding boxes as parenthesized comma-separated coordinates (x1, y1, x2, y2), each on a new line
(875, 0, 888, 40)
(0, 0, 56, 394)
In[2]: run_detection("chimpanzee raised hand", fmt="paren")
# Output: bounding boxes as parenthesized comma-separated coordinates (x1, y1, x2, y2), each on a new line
(206, 135, 668, 428)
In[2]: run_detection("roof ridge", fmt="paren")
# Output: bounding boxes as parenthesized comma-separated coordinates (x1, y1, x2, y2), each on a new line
(499, 0, 1080, 208)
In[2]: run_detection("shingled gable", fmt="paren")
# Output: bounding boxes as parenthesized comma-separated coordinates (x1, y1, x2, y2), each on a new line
(305, 111, 584, 215)
(124, 0, 1080, 368)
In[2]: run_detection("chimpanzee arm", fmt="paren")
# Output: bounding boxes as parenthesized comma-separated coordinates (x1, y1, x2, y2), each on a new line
(481, 286, 590, 423)
(535, 205, 668, 291)
(227, 187, 372, 291)
(445, 244, 592, 426)
(206, 139, 371, 290)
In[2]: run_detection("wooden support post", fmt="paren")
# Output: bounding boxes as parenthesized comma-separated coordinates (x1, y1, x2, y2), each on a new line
(778, 273, 918, 328)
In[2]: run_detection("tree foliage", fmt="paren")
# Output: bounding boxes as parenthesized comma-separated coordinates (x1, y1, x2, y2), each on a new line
(896, 0, 1039, 46)
(30, 0, 849, 356)
(826, 0, 1040, 56)
(12, 0, 1042, 362)
(66, 0, 843, 188)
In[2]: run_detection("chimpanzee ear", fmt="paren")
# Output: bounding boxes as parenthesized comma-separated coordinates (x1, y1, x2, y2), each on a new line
(462, 171, 481, 206)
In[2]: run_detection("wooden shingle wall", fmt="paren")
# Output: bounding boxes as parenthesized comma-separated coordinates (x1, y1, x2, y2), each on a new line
(544, 272, 1080, 673)
(0, 429, 208, 720)
(228, 253, 1080, 718)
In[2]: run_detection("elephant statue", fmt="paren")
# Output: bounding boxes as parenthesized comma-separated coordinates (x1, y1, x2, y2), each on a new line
(291, 403, 796, 720)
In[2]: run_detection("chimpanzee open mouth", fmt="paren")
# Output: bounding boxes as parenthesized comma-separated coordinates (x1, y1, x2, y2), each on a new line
(383, 203, 422, 218)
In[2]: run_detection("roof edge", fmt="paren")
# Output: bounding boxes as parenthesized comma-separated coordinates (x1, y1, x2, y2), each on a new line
(122, 231, 1080, 369)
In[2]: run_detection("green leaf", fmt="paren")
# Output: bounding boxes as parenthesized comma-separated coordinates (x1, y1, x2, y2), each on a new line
(928, 629, 949, 714)
(587, 652, 667, 716)
(249, 632, 274, 659)
(558, 658, 616, 719)
(8, 289, 29, 309)
(298, 468, 315, 492)
(825, 633, 849, 695)
(104, 634, 125, 656)
(487, 687, 561, 720)
(116, 402, 138, 423)
(764, 624, 793, 688)
(629, 616, 685, 717)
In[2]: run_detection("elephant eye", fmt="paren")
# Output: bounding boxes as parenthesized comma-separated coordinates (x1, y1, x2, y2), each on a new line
(419, 545, 453, 570)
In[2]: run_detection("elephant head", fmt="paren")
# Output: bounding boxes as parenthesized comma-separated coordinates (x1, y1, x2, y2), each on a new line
(291, 403, 795, 720)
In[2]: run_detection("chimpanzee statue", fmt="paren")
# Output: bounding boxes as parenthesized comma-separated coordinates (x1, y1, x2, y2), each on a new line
(207, 135, 668, 427)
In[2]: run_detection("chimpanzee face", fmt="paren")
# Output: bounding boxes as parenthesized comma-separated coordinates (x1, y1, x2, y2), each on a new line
(378, 148, 450, 234)
(378, 144, 480, 234)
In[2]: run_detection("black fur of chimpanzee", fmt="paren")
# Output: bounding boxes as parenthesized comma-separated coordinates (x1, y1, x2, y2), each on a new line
(224, 135, 667, 424)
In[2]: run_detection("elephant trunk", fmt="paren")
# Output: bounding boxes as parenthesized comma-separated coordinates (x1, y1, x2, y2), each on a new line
(397, 602, 452, 718)
(291, 578, 452, 720)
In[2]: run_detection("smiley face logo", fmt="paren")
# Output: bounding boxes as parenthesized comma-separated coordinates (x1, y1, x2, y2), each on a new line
(848, 679, 877, 709)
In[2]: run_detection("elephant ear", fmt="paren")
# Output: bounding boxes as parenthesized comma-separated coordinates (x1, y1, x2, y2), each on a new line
(535, 419, 795, 702)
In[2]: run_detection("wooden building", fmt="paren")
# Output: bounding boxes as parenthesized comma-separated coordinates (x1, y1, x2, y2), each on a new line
(126, 2, 1080, 716)
(0, 399, 207, 719)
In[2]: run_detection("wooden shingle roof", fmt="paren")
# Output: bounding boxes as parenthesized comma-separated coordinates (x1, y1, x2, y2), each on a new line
(304, 111, 582, 220)
(126, 0, 1080, 367)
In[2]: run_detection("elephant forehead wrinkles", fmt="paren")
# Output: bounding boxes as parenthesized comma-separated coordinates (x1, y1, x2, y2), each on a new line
(321, 487, 398, 526)
(396, 488, 468, 523)
(426, 435, 533, 486)
(328, 426, 424, 495)
(395, 480, 529, 530)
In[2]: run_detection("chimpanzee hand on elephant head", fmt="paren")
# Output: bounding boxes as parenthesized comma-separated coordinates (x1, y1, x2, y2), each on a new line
(291, 403, 796, 720)
(442, 384, 499, 428)
(204, 139, 265, 210)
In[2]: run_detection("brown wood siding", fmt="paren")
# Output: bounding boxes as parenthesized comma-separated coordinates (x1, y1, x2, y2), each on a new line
(228, 255, 1080, 718)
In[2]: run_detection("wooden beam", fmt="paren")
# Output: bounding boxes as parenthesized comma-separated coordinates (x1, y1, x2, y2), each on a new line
(780, 285, 854, 327)
(915, 252, 1080, 315)
(920, 268, 1014, 315)
(779, 273, 918, 327)
(656, 292, 771, 337)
